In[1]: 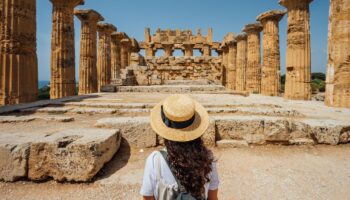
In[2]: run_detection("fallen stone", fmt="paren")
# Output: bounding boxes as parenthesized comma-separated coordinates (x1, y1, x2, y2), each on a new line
(28, 128, 121, 182)
(216, 140, 249, 148)
(0, 133, 42, 181)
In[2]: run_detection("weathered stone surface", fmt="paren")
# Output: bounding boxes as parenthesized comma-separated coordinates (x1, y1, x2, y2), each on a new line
(325, 0, 350, 108)
(116, 85, 226, 93)
(216, 140, 249, 148)
(75, 9, 104, 95)
(0, 116, 36, 123)
(71, 107, 117, 114)
(100, 85, 117, 92)
(289, 138, 315, 145)
(95, 117, 157, 148)
(257, 10, 286, 96)
(22, 107, 73, 114)
(50, 0, 84, 99)
(202, 119, 216, 147)
(0, 0, 38, 105)
(280, 0, 313, 100)
(0, 133, 39, 181)
(28, 128, 121, 182)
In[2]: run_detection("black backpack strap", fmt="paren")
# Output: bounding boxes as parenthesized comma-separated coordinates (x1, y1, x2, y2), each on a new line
(159, 150, 187, 193)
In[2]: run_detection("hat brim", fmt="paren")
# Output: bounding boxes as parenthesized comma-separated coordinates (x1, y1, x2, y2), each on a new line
(150, 99, 209, 142)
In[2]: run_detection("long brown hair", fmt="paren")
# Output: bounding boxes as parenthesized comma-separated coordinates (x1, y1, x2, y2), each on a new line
(164, 138, 214, 199)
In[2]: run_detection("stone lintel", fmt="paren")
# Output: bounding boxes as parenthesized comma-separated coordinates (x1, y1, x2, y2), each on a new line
(257, 10, 287, 22)
(235, 33, 248, 41)
(97, 23, 117, 34)
(74, 9, 104, 22)
(279, 0, 313, 8)
(242, 23, 263, 34)
(50, 0, 85, 7)
(112, 32, 129, 41)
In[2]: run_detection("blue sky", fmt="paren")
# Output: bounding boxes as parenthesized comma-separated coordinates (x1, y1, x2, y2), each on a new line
(37, 0, 329, 81)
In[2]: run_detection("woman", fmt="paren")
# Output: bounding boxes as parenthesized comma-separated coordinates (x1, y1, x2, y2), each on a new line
(141, 94, 219, 200)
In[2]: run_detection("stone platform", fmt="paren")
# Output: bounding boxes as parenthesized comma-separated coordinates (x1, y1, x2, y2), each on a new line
(1, 88, 350, 182)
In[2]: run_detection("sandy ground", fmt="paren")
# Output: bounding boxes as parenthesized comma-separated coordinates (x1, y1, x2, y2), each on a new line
(1, 143, 349, 200)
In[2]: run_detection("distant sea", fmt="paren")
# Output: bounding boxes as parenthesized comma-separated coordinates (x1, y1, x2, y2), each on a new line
(38, 80, 49, 89)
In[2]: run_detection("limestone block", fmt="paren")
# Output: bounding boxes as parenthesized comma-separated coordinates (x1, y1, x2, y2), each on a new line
(100, 85, 117, 92)
(263, 119, 291, 142)
(201, 119, 216, 147)
(0, 133, 40, 181)
(289, 138, 315, 145)
(214, 116, 264, 140)
(28, 129, 121, 182)
(216, 140, 249, 148)
(95, 117, 157, 148)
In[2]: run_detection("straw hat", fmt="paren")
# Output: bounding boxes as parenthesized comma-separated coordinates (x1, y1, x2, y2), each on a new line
(150, 94, 209, 142)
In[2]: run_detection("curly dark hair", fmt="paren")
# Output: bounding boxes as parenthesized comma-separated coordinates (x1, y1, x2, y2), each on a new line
(164, 138, 214, 199)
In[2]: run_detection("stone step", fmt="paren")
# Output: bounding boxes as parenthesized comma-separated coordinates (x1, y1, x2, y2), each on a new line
(116, 85, 226, 93)
(216, 140, 249, 148)
(0, 115, 74, 123)
(95, 115, 350, 148)
(0, 128, 121, 182)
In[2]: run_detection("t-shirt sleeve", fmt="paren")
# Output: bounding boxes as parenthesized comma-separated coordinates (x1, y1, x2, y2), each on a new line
(140, 152, 156, 196)
(209, 161, 220, 190)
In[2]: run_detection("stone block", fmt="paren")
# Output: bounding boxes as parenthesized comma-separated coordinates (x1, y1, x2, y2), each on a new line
(216, 140, 249, 148)
(95, 117, 157, 148)
(28, 128, 121, 182)
(202, 119, 216, 147)
(289, 138, 315, 145)
(100, 85, 117, 92)
(263, 119, 291, 142)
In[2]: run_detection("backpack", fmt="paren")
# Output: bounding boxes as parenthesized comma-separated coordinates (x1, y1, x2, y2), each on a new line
(159, 150, 205, 200)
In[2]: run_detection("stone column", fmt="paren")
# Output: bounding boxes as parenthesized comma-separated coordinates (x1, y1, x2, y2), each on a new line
(222, 46, 229, 86)
(163, 43, 174, 57)
(0, 0, 38, 105)
(257, 10, 286, 96)
(202, 44, 212, 56)
(120, 38, 131, 69)
(145, 45, 155, 57)
(97, 23, 116, 92)
(111, 32, 123, 84)
(75, 9, 103, 95)
(226, 41, 237, 90)
(243, 23, 263, 93)
(280, 0, 313, 100)
(325, 0, 350, 108)
(235, 33, 248, 91)
(50, 0, 84, 99)
(183, 43, 195, 57)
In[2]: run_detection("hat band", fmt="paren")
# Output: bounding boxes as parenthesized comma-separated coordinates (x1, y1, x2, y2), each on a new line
(161, 106, 195, 129)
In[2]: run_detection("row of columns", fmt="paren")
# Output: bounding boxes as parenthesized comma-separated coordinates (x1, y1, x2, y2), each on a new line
(224, 0, 315, 101)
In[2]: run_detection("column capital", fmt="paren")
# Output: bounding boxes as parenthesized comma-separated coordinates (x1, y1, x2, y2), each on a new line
(257, 10, 286, 23)
(236, 33, 248, 42)
(74, 9, 104, 22)
(279, 0, 313, 9)
(97, 23, 117, 34)
(243, 23, 263, 34)
(50, 0, 84, 7)
(183, 43, 195, 49)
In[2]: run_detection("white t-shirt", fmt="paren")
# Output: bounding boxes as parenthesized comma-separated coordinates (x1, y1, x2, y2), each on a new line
(140, 151, 220, 199)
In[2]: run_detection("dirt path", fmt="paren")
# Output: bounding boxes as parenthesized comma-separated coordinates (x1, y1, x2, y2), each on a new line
(1, 144, 350, 200)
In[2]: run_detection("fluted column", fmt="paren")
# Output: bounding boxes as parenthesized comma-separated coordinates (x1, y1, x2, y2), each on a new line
(257, 10, 286, 96)
(235, 33, 248, 91)
(50, 0, 84, 99)
(0, 0, 38, 105)
(120, 38, 131, 69)
(75, 9, 103, 95)
(243, 23, 263, 93)
(145, 45, 155, 57)
(111, 32, 124, 84)
(183, 43, 195, 57)
(97, 23, 116, 92)
(280, 0, 313, 100)
(226, 41, 237, 90)
(163, 43, 174, 57)
(325, 0, 350, 108)
(222, 46, 229, 87)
